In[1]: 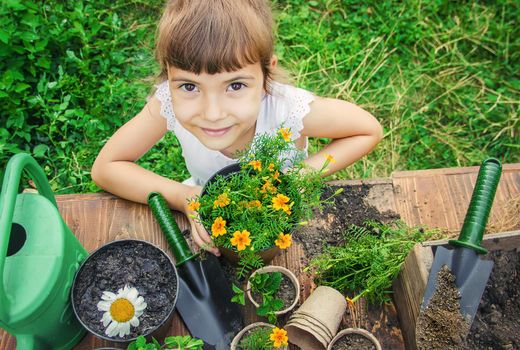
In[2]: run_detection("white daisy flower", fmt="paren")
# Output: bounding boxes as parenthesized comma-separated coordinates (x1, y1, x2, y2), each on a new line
(97, 285, 147, 338)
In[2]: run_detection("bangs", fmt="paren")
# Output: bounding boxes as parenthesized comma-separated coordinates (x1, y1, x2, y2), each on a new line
(156, 1, 274, 75)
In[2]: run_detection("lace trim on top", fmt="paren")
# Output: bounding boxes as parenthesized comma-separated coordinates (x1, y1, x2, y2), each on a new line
(155, 81, 176, 131)
(283, 87, 315, 140)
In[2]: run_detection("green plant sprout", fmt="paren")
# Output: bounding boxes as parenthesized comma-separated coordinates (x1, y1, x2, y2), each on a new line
(308, 221, 439, 305)
(238, 326, 288, 349)
(127, 335, 204, 350)
(232, 271, 284, 324)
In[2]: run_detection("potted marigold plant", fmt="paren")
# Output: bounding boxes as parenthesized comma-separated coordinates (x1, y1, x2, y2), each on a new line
(231, 323, 289, 350)
(190, 129, 336, 277)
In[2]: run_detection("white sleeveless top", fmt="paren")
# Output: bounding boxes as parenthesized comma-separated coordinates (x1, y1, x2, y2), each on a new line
(155, 80, 315, 186)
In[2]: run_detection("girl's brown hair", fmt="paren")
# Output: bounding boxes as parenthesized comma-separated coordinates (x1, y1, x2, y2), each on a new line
(155, 0, 286, 91)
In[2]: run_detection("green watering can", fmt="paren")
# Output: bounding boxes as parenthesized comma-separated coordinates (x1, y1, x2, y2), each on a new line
(0, 153, 88, 349)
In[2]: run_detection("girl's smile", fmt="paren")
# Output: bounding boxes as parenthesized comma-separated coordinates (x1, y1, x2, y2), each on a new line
(167, 63, 267, 157)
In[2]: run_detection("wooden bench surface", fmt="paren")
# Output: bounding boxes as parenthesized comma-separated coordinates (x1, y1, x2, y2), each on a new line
(1, 163, 518, 349)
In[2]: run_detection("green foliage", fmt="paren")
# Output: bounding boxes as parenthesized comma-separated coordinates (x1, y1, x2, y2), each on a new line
(196, 131, 328, 277)
(309, 221, 438, 304)
(0, 0, 188, 193)
(127, 335, 204, 350)
(237, 327, 276, 350)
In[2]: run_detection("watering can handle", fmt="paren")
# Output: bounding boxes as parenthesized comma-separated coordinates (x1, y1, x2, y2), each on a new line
(0, 153, 57, 322)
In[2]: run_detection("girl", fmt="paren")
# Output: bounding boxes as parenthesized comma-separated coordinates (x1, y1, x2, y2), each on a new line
(91, 0, 383, 255)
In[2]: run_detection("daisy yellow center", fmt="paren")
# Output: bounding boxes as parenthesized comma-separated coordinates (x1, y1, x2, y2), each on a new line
(110, 298, 135, 323)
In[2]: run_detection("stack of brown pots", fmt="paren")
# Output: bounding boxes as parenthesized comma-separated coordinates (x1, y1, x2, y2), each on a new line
(285, 286, 347, 349)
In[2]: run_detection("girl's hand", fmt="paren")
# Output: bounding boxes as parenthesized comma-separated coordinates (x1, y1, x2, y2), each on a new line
(184, 185, 221, 256)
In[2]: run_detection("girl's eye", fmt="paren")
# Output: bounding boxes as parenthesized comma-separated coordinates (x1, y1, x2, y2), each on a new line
(180, 83, 198, 92)
(228, 82, 245, 91)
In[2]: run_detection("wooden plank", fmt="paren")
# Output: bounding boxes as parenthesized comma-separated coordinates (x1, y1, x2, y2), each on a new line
(392, 230, 520, 350)
(393, 164, 520, 235)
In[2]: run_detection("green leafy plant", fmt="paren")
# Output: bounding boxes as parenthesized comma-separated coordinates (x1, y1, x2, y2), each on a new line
(192, 129, 336, 277)
(238, 326, 288, 350)
(232, 271, 284, 324)
(127, 335, 204, 350)
(308, 221, 438, 305)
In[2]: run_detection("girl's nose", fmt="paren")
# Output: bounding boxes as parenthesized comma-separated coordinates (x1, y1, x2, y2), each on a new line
(202, 95, 224, 122)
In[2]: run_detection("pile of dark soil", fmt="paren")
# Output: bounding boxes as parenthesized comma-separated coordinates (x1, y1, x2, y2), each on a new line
(330, 333, 377, 350)
(252, 273, 296, 309)
(72, 240, 177, 340)
(293, 184, 399, 261)
(465, 249, 520, 349)
(415, 265, 470, 350)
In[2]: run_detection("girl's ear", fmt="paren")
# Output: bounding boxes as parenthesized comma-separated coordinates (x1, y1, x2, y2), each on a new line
(270, 55, 278, 69)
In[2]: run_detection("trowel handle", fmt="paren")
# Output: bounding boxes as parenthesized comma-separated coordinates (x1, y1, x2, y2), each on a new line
(450, 158, 502, 254)
(148, 192, 197, 266)
(0, 153, 57, 322)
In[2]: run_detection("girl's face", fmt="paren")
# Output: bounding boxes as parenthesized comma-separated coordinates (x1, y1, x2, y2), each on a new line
(167, 62, 267, 157)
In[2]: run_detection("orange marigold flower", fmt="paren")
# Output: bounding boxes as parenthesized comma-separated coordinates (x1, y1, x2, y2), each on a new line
(270, 327, 288, 348)
(248, 160, 262, 171)
(325, 153, 337, 164)
(211, 217, 227, 237)
(268, 163, 275, 171)
(213, 192, 230, 208)
(275, 233, 292, 249)
(187, 200, 200, 211)
(278, 128, 292, 142)
(272, 194, 290, 211)
(230, 230, 251, 251)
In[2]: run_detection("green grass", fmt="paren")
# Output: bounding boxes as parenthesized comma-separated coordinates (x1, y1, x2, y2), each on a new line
(1, 0, 518, 193)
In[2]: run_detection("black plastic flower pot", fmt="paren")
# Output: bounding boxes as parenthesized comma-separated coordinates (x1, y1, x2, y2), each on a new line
(71, 239, 179, 344)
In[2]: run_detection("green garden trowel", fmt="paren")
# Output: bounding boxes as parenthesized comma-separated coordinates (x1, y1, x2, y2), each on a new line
(147, 192, 243, 350)
(421, 158, 502, 326)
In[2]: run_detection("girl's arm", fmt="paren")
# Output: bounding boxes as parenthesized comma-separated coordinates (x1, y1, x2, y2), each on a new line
(301, 97, 383, 175)
(91, 96, 218, 253)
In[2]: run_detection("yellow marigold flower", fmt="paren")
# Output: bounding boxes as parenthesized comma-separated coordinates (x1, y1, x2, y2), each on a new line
(248, 160, 262, 171)
(278, 128, 292, 142)
(270, 327, 288, 348)
(187, 200, 200, 211)
(272, 194, 290, 211)
(325, 153, 337, 164)
(268, 163, 275, 171)
(273, 170, 281, 183)
(213, 192, 230, 208)
(230, 230, 251, 251)
(275, 233, 292, 249)
(282, 204, 292, 215)
(261, 180, 277, 194)
(211, 217, 227, 237)
(249, 200, 262, 208)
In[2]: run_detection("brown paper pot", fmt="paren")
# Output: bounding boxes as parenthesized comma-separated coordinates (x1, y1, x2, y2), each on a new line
(289, 313, 334, 340)
(286, 322, 329, 350)
(295, 286, 346, 336)
(327, 328, 382, 350)
(247, 265, 300, 315)
(286, 318, 332, 343)
(231, 322, 288, 350)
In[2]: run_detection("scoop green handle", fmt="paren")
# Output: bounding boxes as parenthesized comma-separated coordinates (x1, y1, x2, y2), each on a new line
(449, 158, 502, 254)
(0, 153, 58, 323)
(147, 192, 197, 266)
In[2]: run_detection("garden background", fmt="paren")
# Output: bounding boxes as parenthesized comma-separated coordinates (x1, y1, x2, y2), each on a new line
(1, 0, 518, 194)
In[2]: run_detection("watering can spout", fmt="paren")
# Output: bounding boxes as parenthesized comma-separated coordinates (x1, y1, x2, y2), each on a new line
(0, 153, 88, 350)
